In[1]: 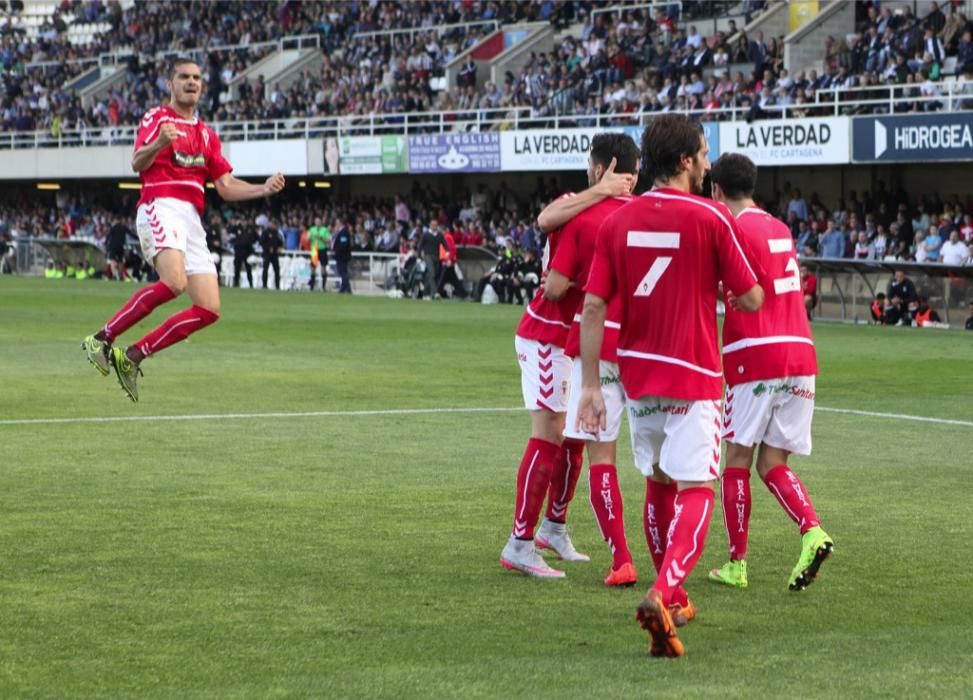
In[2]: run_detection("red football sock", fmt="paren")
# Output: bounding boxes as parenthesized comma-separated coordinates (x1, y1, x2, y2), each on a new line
(97, 281, 176, 342)
(546, 438, 584, 522)
(131, 305, 219, 360)
(652, 487, 714, 604)
(511, 437, 559, 539)
(644, 478, 677, 574)
(720, 467, 752, 560)
(763, 465, 820, 534)
(588, 464, 632, 569)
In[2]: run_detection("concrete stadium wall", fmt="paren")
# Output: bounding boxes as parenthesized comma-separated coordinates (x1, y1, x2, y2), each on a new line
(0, 140, 325, 179)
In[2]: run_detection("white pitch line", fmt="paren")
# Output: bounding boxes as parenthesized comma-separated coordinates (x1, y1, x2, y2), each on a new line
(0, 405, 971, 428)
(815, 406, 973, 428)
(0, 406, 522, 427)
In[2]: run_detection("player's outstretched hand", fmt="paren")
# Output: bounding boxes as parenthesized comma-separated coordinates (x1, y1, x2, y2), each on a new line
(264, 172, 286, 195)
(595, 157, 636, 197)
(576, 385, 607, 438)
(156, 123, 186, 147)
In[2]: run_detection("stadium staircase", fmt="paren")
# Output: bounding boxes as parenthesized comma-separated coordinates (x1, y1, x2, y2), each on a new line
(226, 35, 323, 102)
(784, 1, 855, 75)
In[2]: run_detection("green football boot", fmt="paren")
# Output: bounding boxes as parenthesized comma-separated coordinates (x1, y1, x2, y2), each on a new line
(110, 345, 143, 403)
(82, 335, 111, 376)
(708, 559, 749, 588)
(789, 526, 834, 591)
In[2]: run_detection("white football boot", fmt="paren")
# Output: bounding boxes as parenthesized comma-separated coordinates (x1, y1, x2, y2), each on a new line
(535, 518, 590, 562)
(500, 535, 566, 578)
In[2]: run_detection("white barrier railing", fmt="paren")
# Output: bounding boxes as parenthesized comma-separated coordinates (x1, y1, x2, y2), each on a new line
(0, 80, 973, 148)
(4, 79, 973, 150)
(351, 19, 499, 42)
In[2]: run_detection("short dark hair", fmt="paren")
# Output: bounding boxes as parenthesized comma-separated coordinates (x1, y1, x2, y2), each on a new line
(710, 153, 758, 199)
(168, 57, 199, 79)
(590, 132, 640, 175)
(641, 114, 704, 182)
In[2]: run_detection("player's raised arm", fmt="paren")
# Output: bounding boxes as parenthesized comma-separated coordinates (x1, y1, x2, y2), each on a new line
(536, 158, 636, 233)
(132, 123, 185, 173)
(214, 172, 286, 202)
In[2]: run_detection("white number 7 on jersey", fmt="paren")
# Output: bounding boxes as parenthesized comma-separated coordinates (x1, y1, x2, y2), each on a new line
(627, 231, 680, 297)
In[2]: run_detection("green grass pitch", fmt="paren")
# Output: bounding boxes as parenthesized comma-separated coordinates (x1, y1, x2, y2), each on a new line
(1, 277, 972, 698)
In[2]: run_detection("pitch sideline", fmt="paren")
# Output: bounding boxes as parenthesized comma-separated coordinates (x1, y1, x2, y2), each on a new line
(0, 405, 971, 428)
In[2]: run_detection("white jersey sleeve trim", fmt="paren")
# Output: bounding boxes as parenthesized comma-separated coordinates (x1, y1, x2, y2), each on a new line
(525, 304, 571, 329)
(573, 313, 620, 329)
(722, 335, 815, 354)
(616, 347, 723, 377)
(143, 180, 206, 193)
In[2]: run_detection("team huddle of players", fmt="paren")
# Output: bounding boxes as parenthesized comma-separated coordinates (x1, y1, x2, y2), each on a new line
(501, 114, 834, 658)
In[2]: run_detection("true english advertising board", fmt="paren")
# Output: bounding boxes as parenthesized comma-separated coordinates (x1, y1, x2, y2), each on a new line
(718, 116, 849, 166)
(852, 112, 973, 162)
(407, 132, 501, 173)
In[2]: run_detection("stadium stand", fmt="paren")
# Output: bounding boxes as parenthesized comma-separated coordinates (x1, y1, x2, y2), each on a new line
(1, 0, 971, 317)
(3, 0, 971, 141)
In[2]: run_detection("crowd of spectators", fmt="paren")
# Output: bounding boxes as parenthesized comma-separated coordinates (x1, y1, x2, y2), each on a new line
(2, 0, 568, 135)
(7, 176, 973, 267)
(763, 181, 973, 267)
(0, 174, 561, 257)
(816, 0, 973, 114)
(6, 0, 973, 137)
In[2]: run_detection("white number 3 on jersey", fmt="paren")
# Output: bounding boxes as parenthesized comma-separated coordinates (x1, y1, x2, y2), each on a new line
(769, 238, 800, 294)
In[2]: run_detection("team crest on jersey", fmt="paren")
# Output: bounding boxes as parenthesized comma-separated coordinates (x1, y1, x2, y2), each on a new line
(173, 151, 206, 168)
(202, 129, 210, 148)
(141, 107, 163, 127)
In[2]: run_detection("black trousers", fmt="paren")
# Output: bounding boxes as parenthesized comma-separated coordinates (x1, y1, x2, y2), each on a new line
(262, 254, 280, 289)
(233, 254, 252, 288)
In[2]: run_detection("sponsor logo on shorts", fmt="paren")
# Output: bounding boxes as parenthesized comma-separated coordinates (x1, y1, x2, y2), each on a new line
(752, 382, 815, 400)
(629, 403, 689, 418)
(517, 352, 527, 362)
(600, 374, 620, 387)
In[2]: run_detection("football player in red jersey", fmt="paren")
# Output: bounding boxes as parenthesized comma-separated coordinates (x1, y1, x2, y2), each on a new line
(578, 114, 764, 656)
(82, 58, 285, 401)
(499, 135, 639, 579)
(530, 136, 643, 588)
(707, 153, 833, 593)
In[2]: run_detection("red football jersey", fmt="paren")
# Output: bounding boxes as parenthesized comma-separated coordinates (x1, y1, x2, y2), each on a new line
(515, 193, 588, 346)
(135, 105, 232, 213)
(722, 207, 818, 385)
(586, 188, 760, 401)
(560, 196, 633, 362)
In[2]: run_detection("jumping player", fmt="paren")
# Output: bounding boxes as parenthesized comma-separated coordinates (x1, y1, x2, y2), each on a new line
(82, 58, 285, 401)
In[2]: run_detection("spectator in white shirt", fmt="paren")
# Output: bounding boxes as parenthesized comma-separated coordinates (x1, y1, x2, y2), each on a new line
(939, 229, 970, 265)
(686, 25, 703, 50)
